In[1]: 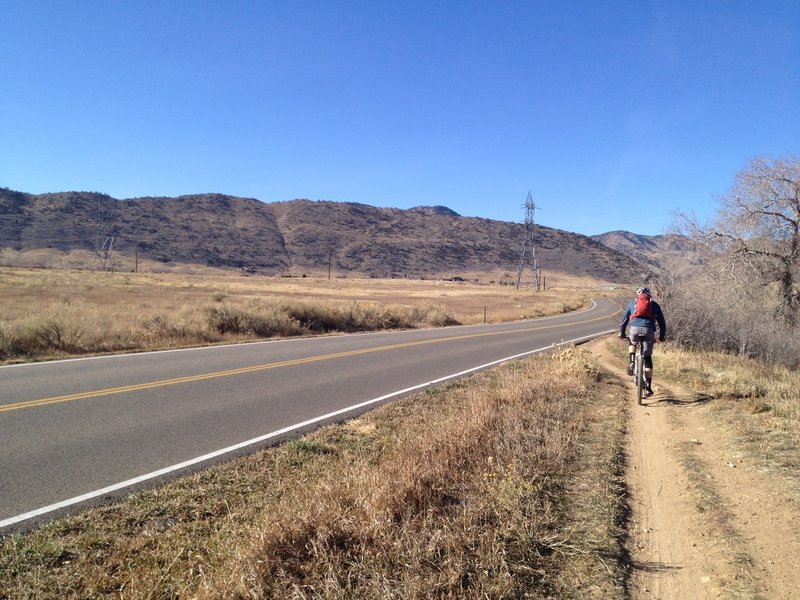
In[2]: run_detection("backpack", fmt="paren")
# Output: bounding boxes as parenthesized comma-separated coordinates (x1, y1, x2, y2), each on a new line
(632, 291, 654, 320)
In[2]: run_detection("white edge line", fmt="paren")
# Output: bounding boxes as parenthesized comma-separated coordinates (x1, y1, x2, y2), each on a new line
(0, 298, 604, 370)
(1, 326, 615, 530)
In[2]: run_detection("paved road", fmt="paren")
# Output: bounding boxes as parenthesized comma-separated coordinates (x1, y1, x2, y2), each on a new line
(0, 298, 619, 530)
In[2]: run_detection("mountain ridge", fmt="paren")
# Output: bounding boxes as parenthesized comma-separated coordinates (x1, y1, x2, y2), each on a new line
(0, 187, 653, 281)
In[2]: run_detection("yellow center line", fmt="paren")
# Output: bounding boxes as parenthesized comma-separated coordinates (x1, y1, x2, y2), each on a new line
(1, 311, 614, 414)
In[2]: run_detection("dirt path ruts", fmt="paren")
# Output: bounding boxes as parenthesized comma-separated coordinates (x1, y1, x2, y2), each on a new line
(590, 338, 800, 599)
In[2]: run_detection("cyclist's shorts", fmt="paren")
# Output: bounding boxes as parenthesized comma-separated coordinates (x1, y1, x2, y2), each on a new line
(628, 325, 655, 357)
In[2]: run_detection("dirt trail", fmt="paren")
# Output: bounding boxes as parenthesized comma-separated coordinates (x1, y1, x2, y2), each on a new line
(590, 338, 800, 599)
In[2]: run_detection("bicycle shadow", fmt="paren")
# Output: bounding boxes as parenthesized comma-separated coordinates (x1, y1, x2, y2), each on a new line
(628, 559, 684, 574)
(643, 392, 712, 407)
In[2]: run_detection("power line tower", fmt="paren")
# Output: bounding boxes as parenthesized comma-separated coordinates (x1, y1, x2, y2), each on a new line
(98, 236, 115, 272)
(515, 191, 541, 290)
(93, 193, 116, 271)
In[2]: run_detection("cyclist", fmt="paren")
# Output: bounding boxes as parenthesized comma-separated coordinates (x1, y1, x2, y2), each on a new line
(619, 287, 666, 396)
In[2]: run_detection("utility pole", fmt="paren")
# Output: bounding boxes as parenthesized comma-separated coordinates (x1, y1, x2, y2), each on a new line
(515, 191, 541, 291)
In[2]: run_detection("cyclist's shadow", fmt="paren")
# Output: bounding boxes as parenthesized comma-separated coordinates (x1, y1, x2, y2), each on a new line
(645, 392, 712, 406)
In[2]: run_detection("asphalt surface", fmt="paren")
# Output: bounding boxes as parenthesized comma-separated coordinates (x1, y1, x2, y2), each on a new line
(0, 297, 620, 531)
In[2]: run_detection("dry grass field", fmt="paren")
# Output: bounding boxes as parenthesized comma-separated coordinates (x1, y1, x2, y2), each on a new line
(0, 264, 613, 363)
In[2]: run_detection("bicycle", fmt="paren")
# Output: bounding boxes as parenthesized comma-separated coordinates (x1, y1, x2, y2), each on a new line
(632, 332, 647, 405)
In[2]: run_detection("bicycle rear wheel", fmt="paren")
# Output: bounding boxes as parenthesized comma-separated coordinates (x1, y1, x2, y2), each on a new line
(635, 346, 644, 405)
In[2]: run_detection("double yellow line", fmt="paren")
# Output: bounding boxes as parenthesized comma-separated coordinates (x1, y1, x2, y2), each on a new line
(1, 311, 613, 414)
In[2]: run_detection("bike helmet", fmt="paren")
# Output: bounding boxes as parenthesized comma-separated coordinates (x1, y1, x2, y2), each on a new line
(636, 287, 651, 295)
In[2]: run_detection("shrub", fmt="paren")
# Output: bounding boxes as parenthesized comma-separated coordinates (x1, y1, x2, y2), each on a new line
(6, 309, 91, 357)
(206, 304, 301, 337)
(658, 271, 800, 367)
(412, 304, 460, 327)
(280, 300, 345, 332)
(144, 313, 210, 342)
(0, 328, 12, 360)
(30, 319, 85, 353)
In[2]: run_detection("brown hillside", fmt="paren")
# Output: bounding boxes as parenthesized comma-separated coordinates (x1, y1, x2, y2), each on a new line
(0, 188, 643, 281)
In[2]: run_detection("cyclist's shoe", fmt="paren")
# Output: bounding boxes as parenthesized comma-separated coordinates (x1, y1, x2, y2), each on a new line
(626, 362, 635, 376)
(645, 386, 654, 397)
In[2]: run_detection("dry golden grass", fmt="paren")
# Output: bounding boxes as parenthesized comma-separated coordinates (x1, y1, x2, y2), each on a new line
(0, 266, 608, 363)
(654, 344, 800, 477)
(0, 348, 627, 599)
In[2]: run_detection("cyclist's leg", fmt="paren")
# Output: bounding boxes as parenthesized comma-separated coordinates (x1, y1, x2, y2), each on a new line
(626, 335, 637, 376)
(641, 329, 656, 393)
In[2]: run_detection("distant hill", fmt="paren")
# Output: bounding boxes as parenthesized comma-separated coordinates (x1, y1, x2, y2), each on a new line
(592, 230, 707, 275)
(0, 187, 649, 282)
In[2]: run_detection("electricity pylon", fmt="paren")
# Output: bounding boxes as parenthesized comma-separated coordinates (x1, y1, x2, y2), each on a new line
(515, 191, 541, 290)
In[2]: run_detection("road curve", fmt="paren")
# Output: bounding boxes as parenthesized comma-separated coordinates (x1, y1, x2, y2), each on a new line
(0, 298, 620, 531)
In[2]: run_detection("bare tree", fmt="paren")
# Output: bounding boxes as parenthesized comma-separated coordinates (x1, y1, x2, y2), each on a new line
(678, 155, 800, 325)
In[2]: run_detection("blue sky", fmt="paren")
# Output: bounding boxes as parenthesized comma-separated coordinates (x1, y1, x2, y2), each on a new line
(2, 1, 798, 236)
